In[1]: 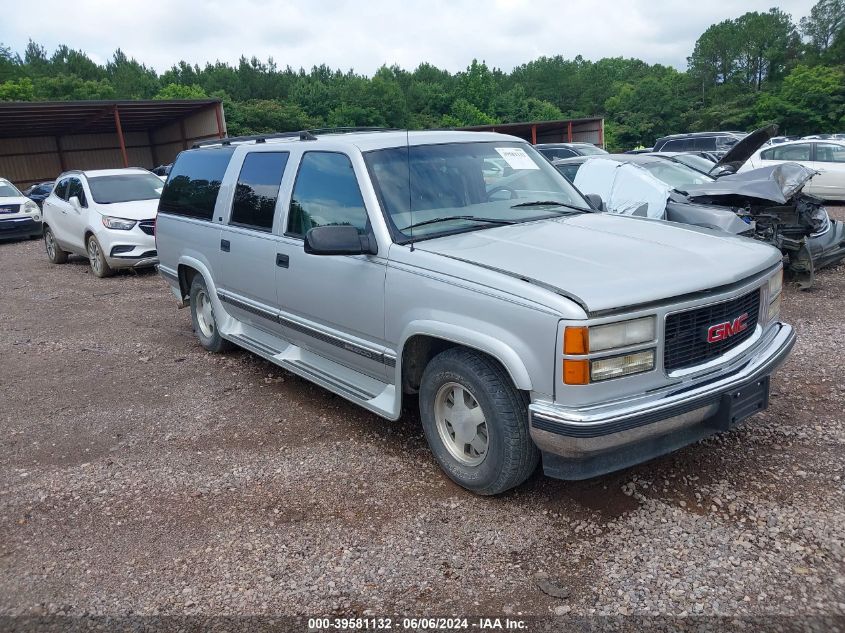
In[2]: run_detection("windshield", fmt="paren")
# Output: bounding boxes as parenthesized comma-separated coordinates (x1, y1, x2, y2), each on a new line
(87, 173, 164, 204)
(662, 154, 716, 175)
(0, 182, 21, 198)
(637, 160, 714, 190)
(364, 141, 591, 241)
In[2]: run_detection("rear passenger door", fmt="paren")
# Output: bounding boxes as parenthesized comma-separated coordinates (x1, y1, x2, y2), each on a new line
(216, 151, 290, 330)
(275, 151, 388, 380)
(809, 143, 845, 199)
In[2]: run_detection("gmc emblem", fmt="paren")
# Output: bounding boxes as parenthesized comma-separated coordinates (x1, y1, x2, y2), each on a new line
(707, 313, 749, 343)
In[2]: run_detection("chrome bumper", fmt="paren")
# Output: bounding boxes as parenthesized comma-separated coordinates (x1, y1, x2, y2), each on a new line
(530, 323, 796, 480)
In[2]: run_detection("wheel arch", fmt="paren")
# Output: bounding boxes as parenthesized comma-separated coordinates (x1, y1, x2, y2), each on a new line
(397, 322, 533, 395)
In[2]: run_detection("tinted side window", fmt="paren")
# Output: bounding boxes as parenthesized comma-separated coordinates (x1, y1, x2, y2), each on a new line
(159, 147, 236, 220)
(287, 152, 368, 236)
(815, 143, 845, 163)
(53, 178, 69, 201)
(68, 178, 87, 207)
(694, 137, 717, 151)
(555, 163, 581, 183)
(662, 139, 687, 151)
(230, 152, 289, 231)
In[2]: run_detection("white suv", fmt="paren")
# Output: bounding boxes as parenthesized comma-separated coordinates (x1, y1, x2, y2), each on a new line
(0, 177, 42, 240)
(42, 168, 163, 277)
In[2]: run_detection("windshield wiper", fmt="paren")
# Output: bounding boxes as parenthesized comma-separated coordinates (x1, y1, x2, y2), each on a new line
(401, 215, 517, 231)
(511, 200, 589, 212)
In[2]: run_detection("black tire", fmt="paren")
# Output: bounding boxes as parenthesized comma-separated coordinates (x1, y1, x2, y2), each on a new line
(419, 347, 539, 495)
(189, 274, 232, 353)
(44, 226, 68, 264)
(86, 234, 113, 278)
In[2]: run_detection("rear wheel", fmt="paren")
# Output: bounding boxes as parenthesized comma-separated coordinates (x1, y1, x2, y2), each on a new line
(86, 235, 113, 278)
(419, 348, 539, 495)
(190, 275, 231, 353)
(44, 226, 68, 264)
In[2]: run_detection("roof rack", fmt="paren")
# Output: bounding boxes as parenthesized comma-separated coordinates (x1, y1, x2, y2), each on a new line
(192, 127, 400, 149)
(193, 130, 316, 148)
(308, 127, 400, 135)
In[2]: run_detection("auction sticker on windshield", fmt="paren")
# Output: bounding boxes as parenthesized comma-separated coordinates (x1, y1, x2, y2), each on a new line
(495, 147, 540, 170)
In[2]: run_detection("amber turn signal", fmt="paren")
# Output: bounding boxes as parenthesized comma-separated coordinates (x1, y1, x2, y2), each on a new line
(564, 326, 589, 355)
(563, 359, 590, 385)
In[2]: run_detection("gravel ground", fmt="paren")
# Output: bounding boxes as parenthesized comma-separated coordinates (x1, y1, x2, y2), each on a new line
(1, 215, 844, 622)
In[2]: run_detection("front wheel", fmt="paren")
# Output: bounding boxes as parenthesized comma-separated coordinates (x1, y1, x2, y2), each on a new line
(419, 348, 539, 495)
(189, 275, 231, 353)
(44, 226, 68, 264)
(86, 234, 113, 278)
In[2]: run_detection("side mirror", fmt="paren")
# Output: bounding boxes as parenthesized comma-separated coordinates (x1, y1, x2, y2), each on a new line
(584, 193, 604, 211)
(69, 196, 82, 210)
(304, 225, 377, 256)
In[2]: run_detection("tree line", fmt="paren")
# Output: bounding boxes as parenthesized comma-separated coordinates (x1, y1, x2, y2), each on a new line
(0, 0, 843, 150)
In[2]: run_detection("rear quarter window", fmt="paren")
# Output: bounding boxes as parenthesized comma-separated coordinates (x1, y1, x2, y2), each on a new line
(159, 147, 236, 220)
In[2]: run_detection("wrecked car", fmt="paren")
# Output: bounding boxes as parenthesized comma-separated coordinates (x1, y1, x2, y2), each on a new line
(553, 153, 845, 288)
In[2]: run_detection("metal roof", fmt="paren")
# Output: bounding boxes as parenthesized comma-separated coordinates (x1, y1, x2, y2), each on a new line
(460, 117, 603, 133)
(0, 99, 221, 138)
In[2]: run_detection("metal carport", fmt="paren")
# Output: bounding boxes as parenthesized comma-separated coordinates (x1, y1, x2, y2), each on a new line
(0, 99, 226, 188)
(460, 117, 605, 148)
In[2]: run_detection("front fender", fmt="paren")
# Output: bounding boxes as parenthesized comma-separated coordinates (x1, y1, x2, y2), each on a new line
(398, 320, 533, 391)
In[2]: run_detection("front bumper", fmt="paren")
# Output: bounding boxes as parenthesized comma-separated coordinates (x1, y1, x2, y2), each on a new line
(0, 216, 42, 240)
(529, 322, 796, 480)
(103, 234, 158, 269)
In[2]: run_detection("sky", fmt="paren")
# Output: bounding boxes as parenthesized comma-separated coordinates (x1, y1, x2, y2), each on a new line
(1, 0, 818, 75)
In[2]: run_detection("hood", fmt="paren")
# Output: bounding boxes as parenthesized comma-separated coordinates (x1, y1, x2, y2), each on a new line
(685, 163, 817, 205)
(0, 195, 32, 206)
(95, 198, 159, 221)
(416, 213, 781, 314)
(714, 124, 778, 172)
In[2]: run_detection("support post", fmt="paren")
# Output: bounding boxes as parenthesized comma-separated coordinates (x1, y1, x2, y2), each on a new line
(567, 121, 573, 143)
(531, 124, 537, 145)
(149, 130, 159, 167)
(114, 107, 129, 168)
(214, 102, 225, 139)
(598, 120, 604, 148)
(56, 136, 67, 172)
(179, 118, 188, 150)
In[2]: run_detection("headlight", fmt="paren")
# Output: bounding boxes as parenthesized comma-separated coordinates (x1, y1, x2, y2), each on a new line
(101, 216, 136, 230)
(768, 268, 783, 299)
(765, 268, 783, 324)
(23, 200, 39, 213)
(590, 350, 656, 382)
(563, 316, 657, 384)
(588, 317, 656, 352)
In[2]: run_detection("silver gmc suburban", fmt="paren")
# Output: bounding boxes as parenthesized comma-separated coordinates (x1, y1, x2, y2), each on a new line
(155, 129, 796, 495)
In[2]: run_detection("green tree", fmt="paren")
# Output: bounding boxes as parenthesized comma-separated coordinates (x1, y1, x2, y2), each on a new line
(0, 77, 34, 101)
(800, 0, 845, 56)
(154, 83, 208, 100)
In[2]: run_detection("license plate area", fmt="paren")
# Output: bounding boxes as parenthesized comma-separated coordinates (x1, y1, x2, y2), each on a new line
(709, 376, 770, 431)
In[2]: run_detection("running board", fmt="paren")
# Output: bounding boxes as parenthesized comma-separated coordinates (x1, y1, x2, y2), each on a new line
(225, 326, 398, 420)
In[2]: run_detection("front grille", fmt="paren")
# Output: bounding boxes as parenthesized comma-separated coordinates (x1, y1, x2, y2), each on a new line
(139, 219, 155, 235)
(0, 204, 21, 214)
(664, 289, 761, 372)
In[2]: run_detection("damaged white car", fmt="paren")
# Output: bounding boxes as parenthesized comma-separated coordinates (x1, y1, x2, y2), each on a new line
(554, 154, 845, 288)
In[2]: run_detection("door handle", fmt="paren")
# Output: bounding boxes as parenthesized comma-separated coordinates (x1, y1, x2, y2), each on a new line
(220, 239, 230, 252)
(276, 253, 289, 268)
